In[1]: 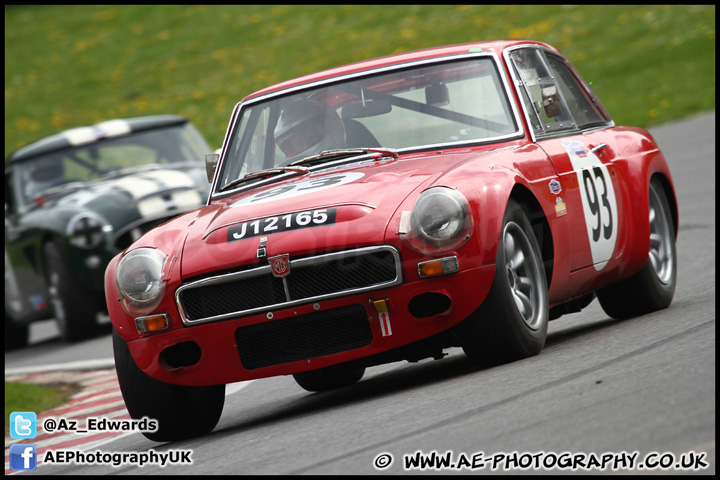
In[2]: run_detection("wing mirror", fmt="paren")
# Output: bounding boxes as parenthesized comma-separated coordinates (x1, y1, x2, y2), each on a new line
(205, 153, 219, 183)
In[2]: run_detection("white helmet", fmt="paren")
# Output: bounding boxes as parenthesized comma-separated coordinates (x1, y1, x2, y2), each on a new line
(274, 99, 346, 163)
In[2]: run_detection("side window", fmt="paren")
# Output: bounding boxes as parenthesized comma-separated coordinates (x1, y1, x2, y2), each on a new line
(509, 48, 575, 135)
(545, 54, 609, 128)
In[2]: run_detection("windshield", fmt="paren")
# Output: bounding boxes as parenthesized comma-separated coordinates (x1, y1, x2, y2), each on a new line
(216, 57, 519, 193)
(12, 123, 209, 208)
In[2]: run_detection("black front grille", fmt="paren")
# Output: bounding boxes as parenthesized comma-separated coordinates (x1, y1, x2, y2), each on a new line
(180, 275, 287, 319)
(288, 251, 397, 300)
(177, 246, 401, 324)
(235, 304, 372, 369)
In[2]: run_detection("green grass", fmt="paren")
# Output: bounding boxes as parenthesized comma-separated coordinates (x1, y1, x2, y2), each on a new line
(5, 381, 79, 434)
(4, 5, 715, 160)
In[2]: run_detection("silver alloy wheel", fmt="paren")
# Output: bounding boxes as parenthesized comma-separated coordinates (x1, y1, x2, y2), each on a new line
(502, 221, 546, 330)
(648, 183, 675, 285)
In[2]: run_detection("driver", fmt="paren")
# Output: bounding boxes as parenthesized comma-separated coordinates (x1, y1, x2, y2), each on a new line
(24, 155, 66, 198)
(274, 99, 346, 163)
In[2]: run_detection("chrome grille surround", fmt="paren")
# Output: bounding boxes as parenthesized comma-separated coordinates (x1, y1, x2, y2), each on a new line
(175, 245, 402, 325)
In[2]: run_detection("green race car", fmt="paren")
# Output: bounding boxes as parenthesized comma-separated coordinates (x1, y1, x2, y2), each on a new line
(5, 115, 213, 348)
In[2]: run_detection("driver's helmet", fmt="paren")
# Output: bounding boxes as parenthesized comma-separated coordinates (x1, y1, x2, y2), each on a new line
(274, 99, 346, 163)
(24, 155, 66, 197)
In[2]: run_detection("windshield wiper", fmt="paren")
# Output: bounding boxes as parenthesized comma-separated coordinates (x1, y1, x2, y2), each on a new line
(219, 166, 309, 192)
(288, 148, 398, 167)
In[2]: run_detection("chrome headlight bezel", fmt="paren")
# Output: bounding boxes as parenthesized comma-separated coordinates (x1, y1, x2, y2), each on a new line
(116, 247, 168, 316)
(401, 186, 474, 255)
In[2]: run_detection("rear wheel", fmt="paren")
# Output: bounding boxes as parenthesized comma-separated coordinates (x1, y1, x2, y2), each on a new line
(597, 179, 676, 319)
(44, 242, 100, 342)
(460, 199, 549, 365)
(112, 330, 225, 442)
(293, 365, 365, 392)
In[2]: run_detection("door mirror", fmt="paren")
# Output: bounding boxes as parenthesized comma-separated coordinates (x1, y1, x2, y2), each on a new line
(205, 153, 219, 183)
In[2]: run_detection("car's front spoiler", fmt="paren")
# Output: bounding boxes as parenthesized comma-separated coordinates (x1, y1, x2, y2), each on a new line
(124, 264, 496, 386)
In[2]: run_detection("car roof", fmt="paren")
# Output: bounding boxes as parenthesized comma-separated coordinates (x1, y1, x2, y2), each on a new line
(243, 39, 555, 102)
(6, 114, 189, 164)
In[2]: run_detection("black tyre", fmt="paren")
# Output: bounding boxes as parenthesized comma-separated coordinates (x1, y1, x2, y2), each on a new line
(597, 179, 676, 319)
(5, 311, 29, 351)
(112, 329, 225, 442)
(293, 365, 365, 392)
(460, 199, 549, 365)
(43, 242, 100, 342)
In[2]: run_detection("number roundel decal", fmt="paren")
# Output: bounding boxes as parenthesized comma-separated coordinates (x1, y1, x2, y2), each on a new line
(562, 141, 618, 271)
(230, 172, 364, 207)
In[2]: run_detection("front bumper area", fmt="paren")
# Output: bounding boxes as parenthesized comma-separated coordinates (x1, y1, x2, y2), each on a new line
(124, 264, 495, 386)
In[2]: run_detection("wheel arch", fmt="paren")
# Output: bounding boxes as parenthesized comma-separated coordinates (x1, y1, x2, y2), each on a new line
(649, 172, 678, 240)
(507, 183, 554, 287)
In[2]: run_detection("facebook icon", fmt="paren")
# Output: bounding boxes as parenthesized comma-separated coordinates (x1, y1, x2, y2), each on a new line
(9, 443, 37, 470)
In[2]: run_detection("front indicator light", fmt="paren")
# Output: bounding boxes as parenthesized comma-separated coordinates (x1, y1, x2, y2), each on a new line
(418, 256, 459, 278)
(135, 314, 169, 333)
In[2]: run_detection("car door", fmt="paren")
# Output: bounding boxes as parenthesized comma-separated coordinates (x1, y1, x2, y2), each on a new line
(5, 168, 52, 322)
(507, 46, 624, 274)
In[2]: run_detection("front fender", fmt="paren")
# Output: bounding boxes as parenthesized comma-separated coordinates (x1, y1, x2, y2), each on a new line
(105, 212, 197, 342)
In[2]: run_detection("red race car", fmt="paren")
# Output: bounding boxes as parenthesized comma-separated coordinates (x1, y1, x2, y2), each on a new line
(105, 40, 677, 442)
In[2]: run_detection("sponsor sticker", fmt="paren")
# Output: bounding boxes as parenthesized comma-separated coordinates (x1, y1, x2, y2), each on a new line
(555, 197, 567, 216)
(549, 179, 562, 194)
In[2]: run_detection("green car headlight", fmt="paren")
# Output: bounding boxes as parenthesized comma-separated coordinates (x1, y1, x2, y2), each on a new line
(66, 213, 106, 249)
(116, 248, 168, 316)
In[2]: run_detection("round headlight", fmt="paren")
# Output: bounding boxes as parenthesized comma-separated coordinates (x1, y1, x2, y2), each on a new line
(116, 248, 168, 316)
(67, 213, 106, 249)
(403, 187, 473, 255)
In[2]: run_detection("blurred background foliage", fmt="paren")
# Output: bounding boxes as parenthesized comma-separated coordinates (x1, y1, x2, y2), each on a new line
(4, 4, 715, 159)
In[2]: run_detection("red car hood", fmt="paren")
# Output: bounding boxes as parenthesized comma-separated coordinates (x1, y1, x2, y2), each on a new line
(179, 151, 485, 279)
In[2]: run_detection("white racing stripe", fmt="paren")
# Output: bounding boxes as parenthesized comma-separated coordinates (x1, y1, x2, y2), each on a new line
(64, 120, 132, 146)
(105, 170, 202, 217)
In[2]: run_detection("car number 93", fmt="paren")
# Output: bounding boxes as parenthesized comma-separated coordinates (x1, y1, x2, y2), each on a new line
(227, 208, 337, 242)
(563, 140, 618, 270)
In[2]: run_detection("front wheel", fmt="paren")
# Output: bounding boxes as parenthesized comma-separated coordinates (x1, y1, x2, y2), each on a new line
(44, 242, 101, 342)
(459, 199, 549, 365)
(597, 179, 676, 319)
(113, 330, 225, 442)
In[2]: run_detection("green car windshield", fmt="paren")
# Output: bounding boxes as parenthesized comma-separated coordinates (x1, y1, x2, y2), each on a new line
(216, 57, 520, 193)
(11, 123, 208, 209)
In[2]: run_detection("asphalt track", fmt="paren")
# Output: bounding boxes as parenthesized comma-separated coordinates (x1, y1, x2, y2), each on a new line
(5, 111, 715, 475)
